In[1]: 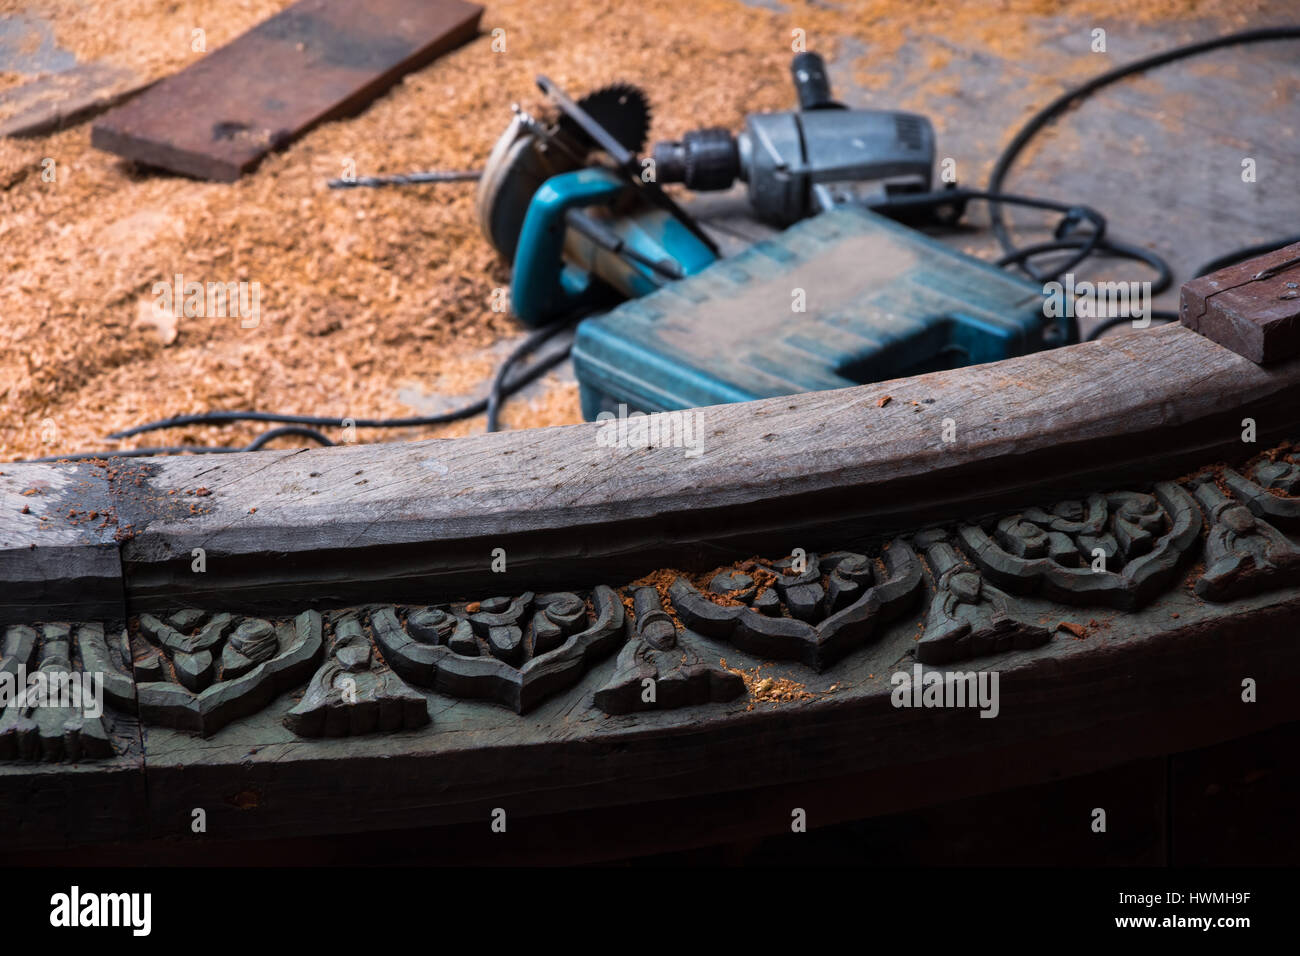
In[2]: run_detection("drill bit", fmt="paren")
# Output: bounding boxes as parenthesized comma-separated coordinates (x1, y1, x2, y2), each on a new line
(327, 169, 482, 189)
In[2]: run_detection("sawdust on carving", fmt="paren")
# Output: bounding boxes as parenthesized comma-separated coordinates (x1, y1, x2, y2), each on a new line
(627, 557, 793, 615)
(721, 659, 817, 710)
(628, 564, 827, 708)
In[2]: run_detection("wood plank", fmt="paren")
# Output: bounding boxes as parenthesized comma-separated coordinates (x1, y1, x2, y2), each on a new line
(1182, 240, 1300, 363)
(108, 324, 1300, 614)
(159, 592, 1300, 845)
(0, 460, 123, 624)
(5, 535, 1299, 853)
(90, 0, 483, 181)
(5, 754, 1174, 865)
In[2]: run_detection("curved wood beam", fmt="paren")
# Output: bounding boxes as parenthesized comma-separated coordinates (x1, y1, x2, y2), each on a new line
(6, 323, 1300, 856)
(7, 323, 1300, 616)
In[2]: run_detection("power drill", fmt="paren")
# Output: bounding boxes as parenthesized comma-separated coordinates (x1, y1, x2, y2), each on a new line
(650, 52, 950, 227)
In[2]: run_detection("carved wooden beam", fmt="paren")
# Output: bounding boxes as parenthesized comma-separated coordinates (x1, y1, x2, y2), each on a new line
(7, 323, 1297, 622)
(5, 323, 1300, 855)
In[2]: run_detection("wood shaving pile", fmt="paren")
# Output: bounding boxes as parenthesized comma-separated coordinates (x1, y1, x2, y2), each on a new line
(0, 0, 1270, 461)
(721, 659, 816, 709)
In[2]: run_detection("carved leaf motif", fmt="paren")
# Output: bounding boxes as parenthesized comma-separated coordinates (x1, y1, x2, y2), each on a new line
(914, 529, 1051, 665)
(594, 586, 744, 715)
(958, 482, 1201, 609)
(371, 586, 626, 714)
(284, 612, 428, 737)
(1223, 452, 1300, 530)
(133, 609, 323, 736)
(1193, 478, 1300, 601)
(668, 540, 924, 670)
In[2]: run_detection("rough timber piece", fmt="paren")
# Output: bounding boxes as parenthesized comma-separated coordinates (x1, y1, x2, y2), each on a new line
(284, 611, 427, 737)
(90, 0, 484, 181)
(958, 482, 1201, 610)
(1181, 241, 1300, 364)
(0, 62, 147, 138)
(135, 610, 322, 736)
(668, 541, 922, 670)
(594, 587, 744, 715)
(16, 444, 1300, 851)
(1192, 478, 1300, 601)
(111, 324, 1300, 616)
(0, 460, 123, 626)
(370, 585, 626, 713)
(914, 529, 1051, 665)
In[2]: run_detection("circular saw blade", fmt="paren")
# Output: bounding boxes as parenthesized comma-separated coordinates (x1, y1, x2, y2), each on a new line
(558, 83, 652, 156)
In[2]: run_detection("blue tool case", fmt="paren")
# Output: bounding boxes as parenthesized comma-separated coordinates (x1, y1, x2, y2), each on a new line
(571, 206, 1058, 420)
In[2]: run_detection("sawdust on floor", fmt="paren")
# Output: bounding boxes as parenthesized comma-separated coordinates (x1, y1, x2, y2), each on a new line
(0, 0, 1273, 460)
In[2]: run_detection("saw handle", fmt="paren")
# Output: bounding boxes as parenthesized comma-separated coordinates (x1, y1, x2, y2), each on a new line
(509, 169, 629, 327)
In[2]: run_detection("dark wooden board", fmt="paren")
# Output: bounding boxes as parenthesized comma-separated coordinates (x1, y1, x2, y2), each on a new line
(90, 0, 483, 181)
(0, 460, 123, 624)
(0, 752, 1177, 866)
(4, 531, 1300, 855)
(1182, 240, 1300, 363)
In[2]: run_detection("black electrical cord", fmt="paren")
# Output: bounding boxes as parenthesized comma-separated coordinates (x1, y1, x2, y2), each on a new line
(22, 426, 337, 463)
(106, 333, 568, 443)
(1194, 233, 1300, 279)
(242, 425, 337, 450)
(485, 318, 576, 433)
(987, 25, 1300, 289)
(877, 188, 1109, 282)
(994, 234, 1174, 296)
(37, 331, 571, 461)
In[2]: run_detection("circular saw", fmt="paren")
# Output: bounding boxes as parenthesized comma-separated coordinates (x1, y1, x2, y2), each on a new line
(327, 77, 717, 328)
(475, 82, 654, 262)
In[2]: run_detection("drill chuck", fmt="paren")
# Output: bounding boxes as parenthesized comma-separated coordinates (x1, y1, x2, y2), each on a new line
(651, 127, 740, 191)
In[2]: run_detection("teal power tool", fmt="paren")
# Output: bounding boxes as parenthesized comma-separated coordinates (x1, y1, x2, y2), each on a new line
(474, 81, 720, 327)
(468, 55, 1073, 418)
(338, 55, 1077, 421)
(571, 205, 1070, 419)
(472, 55, 965, 327)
